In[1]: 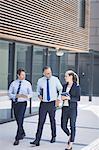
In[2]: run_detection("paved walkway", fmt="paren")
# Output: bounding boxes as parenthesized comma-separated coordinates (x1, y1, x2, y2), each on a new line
(0, 97, 99, 150)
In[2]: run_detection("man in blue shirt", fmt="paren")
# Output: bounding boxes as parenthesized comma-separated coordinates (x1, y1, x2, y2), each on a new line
(9, 68, 33, 146)
(30, 66, 62, 146)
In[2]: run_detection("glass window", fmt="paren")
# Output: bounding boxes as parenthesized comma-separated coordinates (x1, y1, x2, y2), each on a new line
(68, 53, 76, 71)
(48, 48, 59, 77)
(0, 41, 9, 90)
(0, 40, 11, 123)
(60, 53, 68, 84)
(8, 43, 15, 88)
(15, 43, 32, 82)
(32, 45, 45, 91)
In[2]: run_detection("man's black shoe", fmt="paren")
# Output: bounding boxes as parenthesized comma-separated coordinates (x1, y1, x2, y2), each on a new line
(50, 137, 56, 143)
(30, 141, 40, 146)
(13, 140, 19, 145)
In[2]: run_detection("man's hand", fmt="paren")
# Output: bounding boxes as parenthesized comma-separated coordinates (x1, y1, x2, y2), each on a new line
(56, 99, 60, 107)
(21, 94, 28, 98)
(38, 95, 43, 101)
(16, 94, 28, 99)
(16, 94, 21, 98)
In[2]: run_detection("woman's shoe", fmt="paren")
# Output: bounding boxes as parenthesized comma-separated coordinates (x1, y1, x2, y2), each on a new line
(65, 147, 72, 150)
(67, 141, 70, 145)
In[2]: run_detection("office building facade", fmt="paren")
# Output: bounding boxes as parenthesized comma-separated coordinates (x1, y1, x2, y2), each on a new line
(0, 0, 90, 123)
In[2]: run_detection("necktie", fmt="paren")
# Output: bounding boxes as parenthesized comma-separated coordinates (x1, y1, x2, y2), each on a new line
(47, 79, 50, 101)
(15, 81, 22, 103)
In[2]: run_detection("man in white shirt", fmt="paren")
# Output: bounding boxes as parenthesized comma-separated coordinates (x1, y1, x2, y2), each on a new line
(9, 68, 33, 146)
(30, 66, 62, 146)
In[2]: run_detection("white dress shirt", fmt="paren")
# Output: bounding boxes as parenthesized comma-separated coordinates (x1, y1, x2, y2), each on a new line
(37, 76, 63, 102)
(9, 79, 33, 102)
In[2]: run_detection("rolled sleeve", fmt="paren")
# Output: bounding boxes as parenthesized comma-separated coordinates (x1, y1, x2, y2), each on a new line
(36, 79, 41, 97)
(8, 82, 16, 101)
(56, 78, 63, 100)
(27, 83, 33, 98)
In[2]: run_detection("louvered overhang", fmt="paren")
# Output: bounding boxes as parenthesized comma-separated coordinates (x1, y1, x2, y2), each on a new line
(0, 0, 90, 52)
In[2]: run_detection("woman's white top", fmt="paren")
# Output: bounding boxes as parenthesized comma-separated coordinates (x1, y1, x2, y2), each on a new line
(63, 86, 71, 106)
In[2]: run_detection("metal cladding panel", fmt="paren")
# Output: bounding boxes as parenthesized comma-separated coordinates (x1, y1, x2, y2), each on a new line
(0, 0, 90, 52)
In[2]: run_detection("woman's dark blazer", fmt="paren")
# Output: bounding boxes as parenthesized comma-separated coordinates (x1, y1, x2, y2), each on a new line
(62, 82, 81, 108)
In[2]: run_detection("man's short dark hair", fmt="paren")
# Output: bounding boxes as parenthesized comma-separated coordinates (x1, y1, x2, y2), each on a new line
(17, 68, 25, 75)
(42, 66, 51, 72)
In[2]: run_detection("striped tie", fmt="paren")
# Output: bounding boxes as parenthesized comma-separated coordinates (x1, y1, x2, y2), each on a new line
(15, 81, 22, 103)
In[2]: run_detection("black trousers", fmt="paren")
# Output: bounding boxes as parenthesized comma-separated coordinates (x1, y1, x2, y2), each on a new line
(61, 106, 77, 142)
(35, 101, 56, 143)
(13, 101, 27, 140)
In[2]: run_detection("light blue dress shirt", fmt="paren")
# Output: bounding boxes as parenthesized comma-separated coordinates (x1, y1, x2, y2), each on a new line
(9, 79, 33, 102)
(37, 76, 63, 102)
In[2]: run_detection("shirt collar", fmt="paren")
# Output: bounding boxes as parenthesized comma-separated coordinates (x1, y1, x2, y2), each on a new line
(17, 79, 25, 82)
(44, 76, 52, 80)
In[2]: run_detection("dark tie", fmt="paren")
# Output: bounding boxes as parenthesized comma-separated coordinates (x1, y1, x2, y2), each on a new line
(47, 79, 50, 101)
(15, 81, 22, 103)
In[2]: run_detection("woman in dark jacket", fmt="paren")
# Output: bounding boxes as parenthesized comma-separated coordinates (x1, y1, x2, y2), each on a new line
(61, 70, 81, 150)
